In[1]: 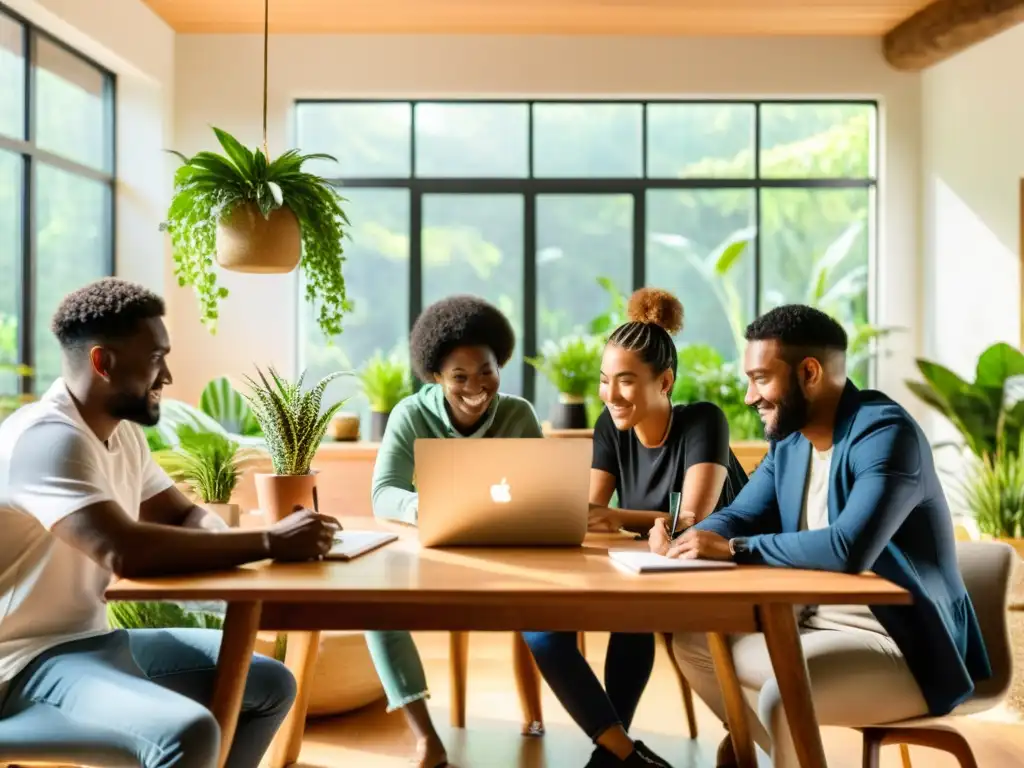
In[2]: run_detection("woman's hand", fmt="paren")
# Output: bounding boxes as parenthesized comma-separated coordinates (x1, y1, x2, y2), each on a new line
(587, 504, 622, 533)
(648, 517, 671, 555)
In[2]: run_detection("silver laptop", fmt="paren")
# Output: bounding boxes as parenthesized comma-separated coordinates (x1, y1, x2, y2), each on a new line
(414, 438, 591, 547)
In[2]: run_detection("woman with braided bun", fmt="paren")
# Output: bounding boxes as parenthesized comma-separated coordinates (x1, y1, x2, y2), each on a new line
(523, 288, 748, 768)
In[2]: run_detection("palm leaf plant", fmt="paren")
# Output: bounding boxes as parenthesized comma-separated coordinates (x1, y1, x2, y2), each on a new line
(154, 424, 250, 505)
(199, 375, 263, 436)
(162, 126, 352, 337)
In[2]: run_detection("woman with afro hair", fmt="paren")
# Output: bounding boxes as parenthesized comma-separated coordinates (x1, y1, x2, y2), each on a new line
(523, 288, 749, 768)
(366, 294, 543, 767)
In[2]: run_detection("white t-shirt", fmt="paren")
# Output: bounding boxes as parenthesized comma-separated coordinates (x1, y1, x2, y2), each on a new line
(0, 379, 174, 691)
(797, 445, 888, 634)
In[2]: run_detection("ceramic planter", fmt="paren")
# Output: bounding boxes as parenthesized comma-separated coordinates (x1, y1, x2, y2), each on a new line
(203, 502, 241, 528)
(370, 410, 390, 442)
(254, 472, 316, 524)
(216, 201, 301, 274)
(550, 394, 588, 429)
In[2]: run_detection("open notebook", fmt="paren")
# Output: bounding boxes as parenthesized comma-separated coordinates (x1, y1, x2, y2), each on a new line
(608, 549, 738, 574)
(324, 531, 399, 561)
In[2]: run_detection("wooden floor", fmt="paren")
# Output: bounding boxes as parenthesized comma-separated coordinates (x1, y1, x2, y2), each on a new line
(291, 632, 1024, 768)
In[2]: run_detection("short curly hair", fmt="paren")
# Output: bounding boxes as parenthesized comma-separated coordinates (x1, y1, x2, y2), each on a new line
(51, 277, 166, 349)
(745, 304, 848, 356)
(410, 295, 516, 382)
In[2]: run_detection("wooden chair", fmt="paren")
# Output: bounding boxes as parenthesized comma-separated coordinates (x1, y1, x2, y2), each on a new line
(860, 540, 1017, 768)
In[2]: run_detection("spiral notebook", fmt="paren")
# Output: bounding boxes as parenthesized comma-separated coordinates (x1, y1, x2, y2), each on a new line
(324, 531, 399, 561)
(608, 550, 738, 574)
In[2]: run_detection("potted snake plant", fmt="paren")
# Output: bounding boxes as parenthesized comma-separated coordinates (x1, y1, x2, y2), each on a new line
(241, 366, 349, 523)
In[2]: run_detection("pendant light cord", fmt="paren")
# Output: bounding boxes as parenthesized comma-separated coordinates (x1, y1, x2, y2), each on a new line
(262, 0, 269, 159)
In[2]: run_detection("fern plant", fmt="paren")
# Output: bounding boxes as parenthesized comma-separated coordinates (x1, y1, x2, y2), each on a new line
(242, 366, 349, 476)
(154, 424, 249, 504)
(359, 350, 412, 413)
(163, 126, 352, 337)
(526, 335, 604, 399)
(956, 434, 1024, 539)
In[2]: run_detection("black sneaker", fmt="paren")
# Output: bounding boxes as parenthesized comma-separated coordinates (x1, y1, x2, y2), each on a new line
(624, 741, 673, 767)
(584, 745, 617, 768)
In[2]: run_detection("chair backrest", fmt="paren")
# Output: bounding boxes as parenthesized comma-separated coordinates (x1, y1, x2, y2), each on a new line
(956, 540, 1017, 704)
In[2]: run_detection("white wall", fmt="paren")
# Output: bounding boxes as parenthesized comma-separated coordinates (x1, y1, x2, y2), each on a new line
(921, 25, 1024, 378)
(5, 0, 174, 292)
(170, 33, 924, 409)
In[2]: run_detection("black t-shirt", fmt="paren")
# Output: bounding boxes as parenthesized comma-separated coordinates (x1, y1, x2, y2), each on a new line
(592, 401, 748, 514)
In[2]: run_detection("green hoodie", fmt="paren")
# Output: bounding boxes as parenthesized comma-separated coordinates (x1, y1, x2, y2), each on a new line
(371, 383, 544, 524)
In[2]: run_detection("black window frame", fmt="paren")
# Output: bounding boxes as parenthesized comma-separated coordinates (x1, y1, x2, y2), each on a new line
(295, 98, 879, 403)
(0, 2, 117, 396)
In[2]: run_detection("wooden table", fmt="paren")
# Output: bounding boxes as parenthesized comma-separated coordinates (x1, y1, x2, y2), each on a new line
(105, 526, 910, 768)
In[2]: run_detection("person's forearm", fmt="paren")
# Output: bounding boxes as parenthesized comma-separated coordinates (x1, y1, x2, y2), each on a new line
(372, 486, 419, 526)
(592, 506, 667, 534)
(116, 523, 270, 578)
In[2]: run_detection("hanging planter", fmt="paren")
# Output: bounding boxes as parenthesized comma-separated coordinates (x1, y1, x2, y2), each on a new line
(161, 0, 352, 337)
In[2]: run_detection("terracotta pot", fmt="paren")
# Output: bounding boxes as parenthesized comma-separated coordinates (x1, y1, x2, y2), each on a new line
(203, 502, 240, 528)
(254, 473, 316, 524)
(216, 201, 301, 274)
(370, 410, 390, 442)
(995, 537, 1024, 560)
(328, 412, 360, 442)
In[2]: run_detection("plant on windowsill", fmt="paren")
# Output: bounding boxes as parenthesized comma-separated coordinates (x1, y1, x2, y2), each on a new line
(358, 349, 412, 441)
(242, 366, 350, 523)
(162, 126, 352, 338)
(526, 335, 604, 430)
(0, 363, 34, 423)
(955, 434, 1024, 557)
(154, 424, 256, 528)
(672, 343, 763, 441)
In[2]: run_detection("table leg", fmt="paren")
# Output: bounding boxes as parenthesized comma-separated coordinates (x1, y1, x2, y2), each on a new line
(708, 632, 757, 768)
(759, 604, 827, 768)
(268, 631, 322, 768)
(210, 600, 262, 768)
(512, 632, 544, 736)
(449, 631, 469, 728)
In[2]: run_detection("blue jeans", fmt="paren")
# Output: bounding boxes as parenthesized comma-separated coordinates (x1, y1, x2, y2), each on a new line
(0, 629, 296, 768)
(523, 631, 655, 740)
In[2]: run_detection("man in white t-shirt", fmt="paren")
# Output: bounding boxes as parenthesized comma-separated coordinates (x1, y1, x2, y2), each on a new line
(0, 278, 340, 768)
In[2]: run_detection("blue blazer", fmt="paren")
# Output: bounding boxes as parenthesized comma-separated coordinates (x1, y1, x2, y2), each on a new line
(696, 381, 990, 716)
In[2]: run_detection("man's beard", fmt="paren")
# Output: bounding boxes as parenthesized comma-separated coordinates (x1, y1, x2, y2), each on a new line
(762, 371, 809, 442)
(108, 391, 160, 427)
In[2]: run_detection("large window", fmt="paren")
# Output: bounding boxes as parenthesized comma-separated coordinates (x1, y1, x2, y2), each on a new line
(297, 100, 876, 432)
(0, 5, 115, 397)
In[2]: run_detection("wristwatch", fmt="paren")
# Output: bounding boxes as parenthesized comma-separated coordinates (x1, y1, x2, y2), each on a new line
(728, 537, 751, 560)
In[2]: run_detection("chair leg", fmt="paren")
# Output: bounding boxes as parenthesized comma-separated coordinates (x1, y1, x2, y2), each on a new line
(660, 633, 698, 739)
(449, 631, 469, 728)
(900, 743, 913, 768)
(861, 729, 883, 768)
(513, 633, 545, 736)
(577, 630, 587, 657)
(874, 727, 977, 768)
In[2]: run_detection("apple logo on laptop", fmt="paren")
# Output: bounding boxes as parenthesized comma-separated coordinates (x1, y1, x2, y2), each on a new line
(490, 477, 512, 504)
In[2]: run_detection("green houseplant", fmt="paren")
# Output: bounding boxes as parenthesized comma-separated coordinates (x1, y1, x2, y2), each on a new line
(163, 126, 352, 337)
(672, 343, 762, 440)
(907, 342, 1024, 555)
(0, 362, 32, 422)
(358, 349, 412, 441)
(154, 424, 252, 527)
(527, 335, 604, 429)
(242, 366, 349, 523)
(199, 375, 262, 437)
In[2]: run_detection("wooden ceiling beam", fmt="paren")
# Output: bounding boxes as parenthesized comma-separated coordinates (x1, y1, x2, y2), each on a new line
(884, 0, 1024, 71)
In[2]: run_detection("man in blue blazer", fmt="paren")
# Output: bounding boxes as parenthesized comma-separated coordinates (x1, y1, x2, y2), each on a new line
(659, 305, 990, 768)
